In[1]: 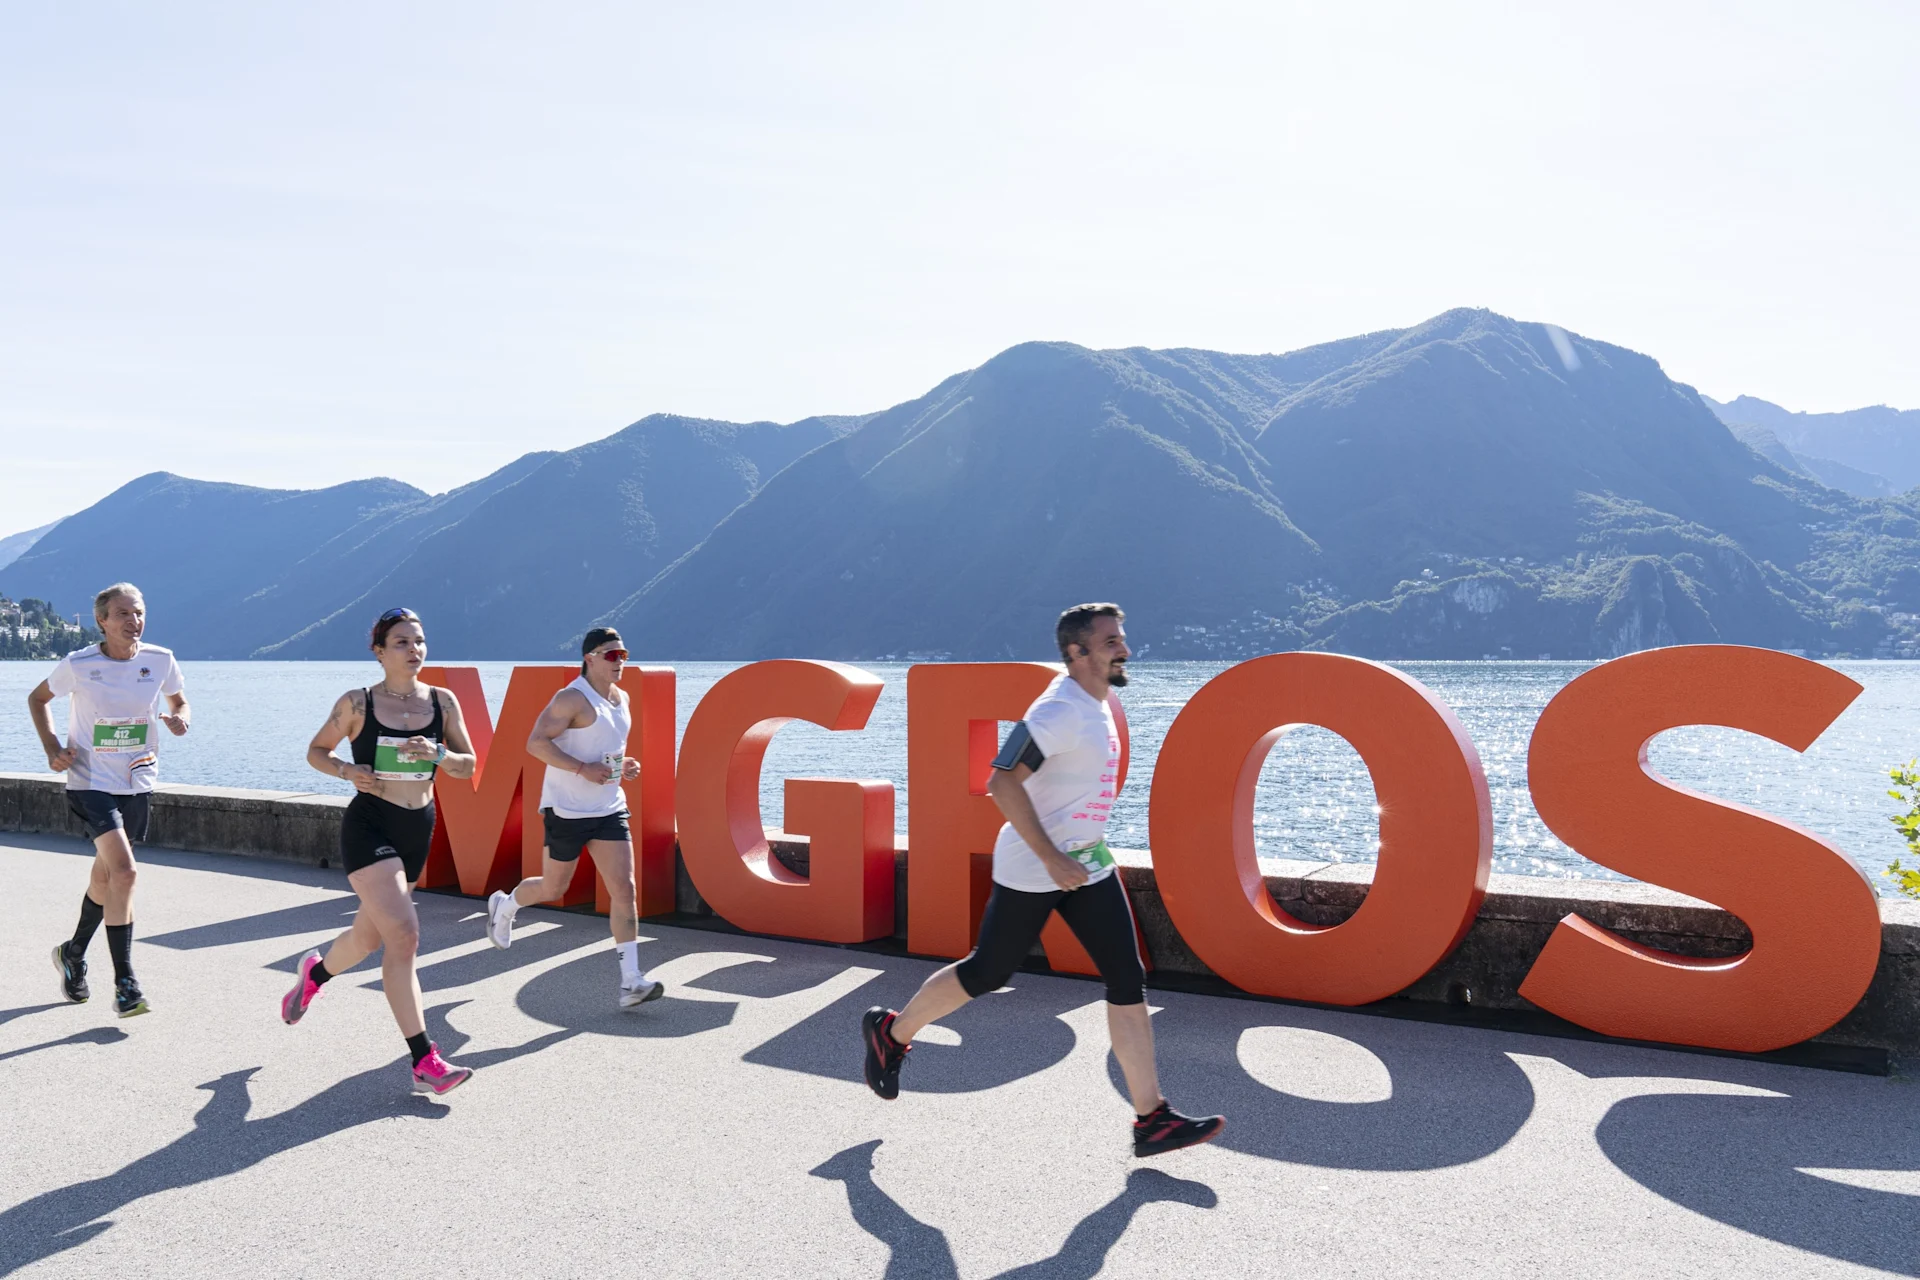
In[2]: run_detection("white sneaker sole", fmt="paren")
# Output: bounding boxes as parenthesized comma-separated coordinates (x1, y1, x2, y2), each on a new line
(619, 980, 666, 1010)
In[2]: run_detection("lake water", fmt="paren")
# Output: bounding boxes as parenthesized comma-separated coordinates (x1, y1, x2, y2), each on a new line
(5, 658, 1917, 897)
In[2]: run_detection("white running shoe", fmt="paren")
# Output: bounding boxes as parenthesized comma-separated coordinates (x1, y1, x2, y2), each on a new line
(485, 891, 515, 950)
(619, 976, 665, 1010)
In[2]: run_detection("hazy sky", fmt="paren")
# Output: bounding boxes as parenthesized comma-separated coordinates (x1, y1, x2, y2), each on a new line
(2, 2, 1914, 532)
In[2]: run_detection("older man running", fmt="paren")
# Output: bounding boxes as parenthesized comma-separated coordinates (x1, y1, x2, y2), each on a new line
(28, 583, 190, 1017)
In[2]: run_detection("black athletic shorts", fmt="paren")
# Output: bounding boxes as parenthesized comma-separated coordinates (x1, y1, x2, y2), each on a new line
(67, 790, 152, 843)
(541, 808, 631, 862)
(340, 793, 436, 882)
(954, 872, 1147, 1006)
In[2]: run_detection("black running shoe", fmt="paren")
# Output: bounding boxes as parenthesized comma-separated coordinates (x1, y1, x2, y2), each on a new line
(52, 942, 89, 1003)
(1133, 1102, 1225, 1158)
(114, 976, 150, 1018)
(861, 1006, 909, 1100)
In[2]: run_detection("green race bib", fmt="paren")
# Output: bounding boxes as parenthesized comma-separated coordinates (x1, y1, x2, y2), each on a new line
(373, 735, 437, 781)
(92, 718, 150, 753)
(1070, 839, 1116, 872)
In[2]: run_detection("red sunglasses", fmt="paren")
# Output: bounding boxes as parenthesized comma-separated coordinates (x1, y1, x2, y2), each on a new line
(593, 648, 629, 662)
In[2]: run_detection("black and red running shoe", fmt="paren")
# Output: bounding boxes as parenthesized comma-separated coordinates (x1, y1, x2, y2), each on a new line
(1132, 1102, 1225, 1157)
(861, 1006, 910, 1099)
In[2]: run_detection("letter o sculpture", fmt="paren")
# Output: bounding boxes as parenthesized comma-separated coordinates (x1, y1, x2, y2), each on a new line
(1149, 652, 1492, 1005)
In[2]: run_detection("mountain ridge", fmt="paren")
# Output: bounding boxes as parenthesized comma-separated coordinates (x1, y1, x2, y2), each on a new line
(7, 311, 1916, 661)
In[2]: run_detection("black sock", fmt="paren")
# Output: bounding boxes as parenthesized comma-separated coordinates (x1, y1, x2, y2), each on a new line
(1136, 1101, 1168, 1124)
(406, 1032, 432, 1066)
(309, 959, 333, 986)
(105, 922, 134, 982)
(70, 895, 105, 956)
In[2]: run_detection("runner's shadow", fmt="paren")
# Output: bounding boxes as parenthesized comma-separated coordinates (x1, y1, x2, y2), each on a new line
(1586, 1053, 1920, 1276)
(811, 1141, 958, 1280)
(810, 1139, 1217, 1279)
(0, 1004, 67, 1029)
(0, 1026, 127, 1064)
(0, 1060, 446, 1276)
(1127, 999, 1535, 1171)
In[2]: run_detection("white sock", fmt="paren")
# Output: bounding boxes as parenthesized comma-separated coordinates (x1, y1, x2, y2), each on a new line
(616, 941, 642, 985)
(499, 891, 522, 920)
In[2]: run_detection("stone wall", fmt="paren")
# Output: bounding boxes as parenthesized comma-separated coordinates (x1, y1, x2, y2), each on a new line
(5, 770, 1913, 1059)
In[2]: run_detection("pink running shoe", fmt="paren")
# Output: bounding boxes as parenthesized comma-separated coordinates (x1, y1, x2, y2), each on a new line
(411, 1045, 472, 1096)
(281, 949, 324, 1025)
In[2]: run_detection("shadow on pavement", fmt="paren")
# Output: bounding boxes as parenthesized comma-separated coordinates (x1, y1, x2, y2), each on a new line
(143, 897, 362, 952)
(514, 949, 739, 1039)
(0, 1003, 68, 1029)
(0, 1026, 127, 1064)
(746, 970, 1084, 1094)
(1577, 1049, 1920, 1277)
(1118, 997, 1536, 1171)
(810, 1139, 1217, 1279)
(424, 998, 582, 1067)
(0, 1062, 447, 1276)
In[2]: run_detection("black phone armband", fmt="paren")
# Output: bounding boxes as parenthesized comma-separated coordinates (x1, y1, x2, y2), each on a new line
(991, 721, 1046, 773)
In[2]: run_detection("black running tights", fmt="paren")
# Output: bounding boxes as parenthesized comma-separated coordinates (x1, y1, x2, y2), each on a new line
(954, 873, 1145, 1006)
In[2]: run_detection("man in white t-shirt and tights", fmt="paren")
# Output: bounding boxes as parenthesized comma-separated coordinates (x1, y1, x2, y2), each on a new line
(27, 583, 190, 1017)
(861, 603, 1225, 1158)
(484, 627, 665, 1009)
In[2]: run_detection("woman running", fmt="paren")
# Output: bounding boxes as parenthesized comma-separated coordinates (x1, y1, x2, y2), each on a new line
(281, 607, 479, 1095)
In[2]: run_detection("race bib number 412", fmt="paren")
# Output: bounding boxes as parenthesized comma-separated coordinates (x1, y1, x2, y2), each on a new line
(92, 718, 150, 753)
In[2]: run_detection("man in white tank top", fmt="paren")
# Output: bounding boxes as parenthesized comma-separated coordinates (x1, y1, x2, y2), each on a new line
(484, 628, 664, 1009)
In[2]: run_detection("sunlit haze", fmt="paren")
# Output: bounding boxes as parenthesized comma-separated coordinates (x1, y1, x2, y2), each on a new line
(2, 2, 1914, 530)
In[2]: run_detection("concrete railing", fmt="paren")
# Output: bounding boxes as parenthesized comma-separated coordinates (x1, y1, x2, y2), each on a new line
(5, 770, 1915, 1063)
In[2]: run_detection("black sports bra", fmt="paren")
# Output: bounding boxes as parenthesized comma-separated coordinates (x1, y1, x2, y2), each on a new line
(350, 686, 446, 771)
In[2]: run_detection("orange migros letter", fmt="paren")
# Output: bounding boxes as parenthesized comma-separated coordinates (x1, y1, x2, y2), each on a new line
(420, 665, 677, 916)
(904, 662, 1140, 974)
(1148, 652, 1492, 1004)
(1519, 644, 1880, 1052)
(676, 660, 896, 943)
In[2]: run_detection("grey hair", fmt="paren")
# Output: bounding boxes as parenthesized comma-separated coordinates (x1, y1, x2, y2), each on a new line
(93, 582, 145, 624)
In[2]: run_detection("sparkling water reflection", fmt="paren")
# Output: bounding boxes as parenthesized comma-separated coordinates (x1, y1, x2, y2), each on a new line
(4, 658, 1916, 895)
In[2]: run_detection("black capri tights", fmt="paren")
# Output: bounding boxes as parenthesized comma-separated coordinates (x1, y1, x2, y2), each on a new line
(954, 873, 1146, 1006)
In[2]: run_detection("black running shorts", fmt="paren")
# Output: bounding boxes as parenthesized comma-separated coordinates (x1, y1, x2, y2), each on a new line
(339, 793, 436, 882)
(541, 808, 631, 862)
(67, 789, 152, 843)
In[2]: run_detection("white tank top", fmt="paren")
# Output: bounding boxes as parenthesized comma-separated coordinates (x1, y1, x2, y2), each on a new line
(538, 676, 632, 819)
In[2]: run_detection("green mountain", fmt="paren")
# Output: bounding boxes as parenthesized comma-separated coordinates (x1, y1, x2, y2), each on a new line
(602, 343, 1326, 658)
(6, 310, 1915, 661)
(0, 415, 854, 658)
(614, 311, 1920, 660)
(261, 414, 858, 658)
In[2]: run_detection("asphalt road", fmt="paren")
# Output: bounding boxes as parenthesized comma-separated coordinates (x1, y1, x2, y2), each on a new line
(2, 832, 1917, 1279)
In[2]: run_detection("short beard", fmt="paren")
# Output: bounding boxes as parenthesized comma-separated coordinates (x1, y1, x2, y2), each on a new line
(1107, 663, 1129, 688)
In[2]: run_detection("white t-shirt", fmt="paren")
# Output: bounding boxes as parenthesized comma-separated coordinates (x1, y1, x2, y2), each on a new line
(990, 674, 1122, 893)
(45, 643, 186, 795)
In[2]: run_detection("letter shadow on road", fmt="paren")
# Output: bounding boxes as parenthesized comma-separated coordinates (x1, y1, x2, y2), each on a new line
(1115, 994, 1537, 1171)
(739, 955, 1088, 1094)
(811, 1138, 1217, 1280)
(1568, 1044, 1920, 1276)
